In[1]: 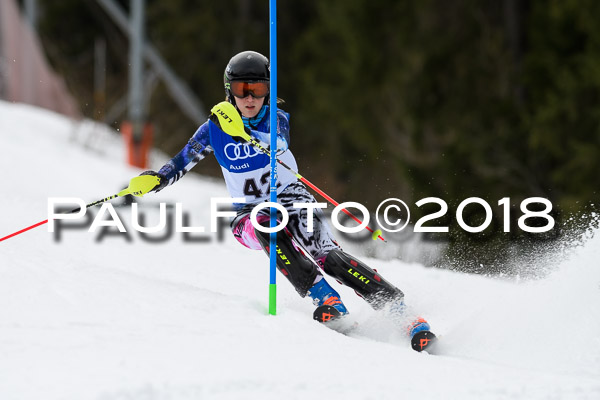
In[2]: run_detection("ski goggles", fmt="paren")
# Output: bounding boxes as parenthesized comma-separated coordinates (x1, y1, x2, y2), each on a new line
(229, 81, 269, 98)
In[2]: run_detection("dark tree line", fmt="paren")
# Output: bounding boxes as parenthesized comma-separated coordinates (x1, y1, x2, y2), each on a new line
(36, 0, 600, 271)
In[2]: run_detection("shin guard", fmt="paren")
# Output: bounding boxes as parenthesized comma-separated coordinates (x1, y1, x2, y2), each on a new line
(323, 249, 404, 309)
(255, 228, 318, 297)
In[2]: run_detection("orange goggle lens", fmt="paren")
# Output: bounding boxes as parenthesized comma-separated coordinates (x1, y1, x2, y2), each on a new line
(230, 81, 269, 98)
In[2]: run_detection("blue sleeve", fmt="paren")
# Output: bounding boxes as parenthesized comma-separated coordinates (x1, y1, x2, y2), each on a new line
(157, 121, 212, 188)
(249, 110, 290, 153)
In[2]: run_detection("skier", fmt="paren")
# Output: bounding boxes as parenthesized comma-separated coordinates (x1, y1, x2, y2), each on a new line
(128, 50, 435, 351)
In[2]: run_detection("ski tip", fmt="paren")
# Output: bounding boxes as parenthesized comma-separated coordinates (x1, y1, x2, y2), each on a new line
(313, 305, 343, 323)
(313, 305, 357, 335)
(411, 330, 438, 353)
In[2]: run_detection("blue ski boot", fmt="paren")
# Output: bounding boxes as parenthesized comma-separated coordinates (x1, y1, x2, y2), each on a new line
(308, 278, 348, 322)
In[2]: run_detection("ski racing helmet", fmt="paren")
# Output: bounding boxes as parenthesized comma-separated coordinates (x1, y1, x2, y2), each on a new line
(224, 50, 270, 104)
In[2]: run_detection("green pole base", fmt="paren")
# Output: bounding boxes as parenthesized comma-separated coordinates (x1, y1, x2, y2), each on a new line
(269, 284, 277, 315)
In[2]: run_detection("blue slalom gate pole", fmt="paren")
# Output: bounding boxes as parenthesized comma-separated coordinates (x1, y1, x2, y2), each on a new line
(268, 0, 277, 315)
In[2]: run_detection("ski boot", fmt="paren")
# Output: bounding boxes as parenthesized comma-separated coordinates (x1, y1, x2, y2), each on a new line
(308, 278, 349, 323)
(323, 249, 437, 351)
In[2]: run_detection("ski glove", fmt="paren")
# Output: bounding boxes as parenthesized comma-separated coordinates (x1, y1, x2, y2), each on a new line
(210, 101, 287, 154)
(126, 171, 166, 197)
(209, 101, 252, 142)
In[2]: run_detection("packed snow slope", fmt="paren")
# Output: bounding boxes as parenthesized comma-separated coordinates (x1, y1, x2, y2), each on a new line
(1, 101, 599, 400)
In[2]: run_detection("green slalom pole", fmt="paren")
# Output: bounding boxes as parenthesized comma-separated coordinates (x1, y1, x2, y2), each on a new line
(268, 0, 278, 315)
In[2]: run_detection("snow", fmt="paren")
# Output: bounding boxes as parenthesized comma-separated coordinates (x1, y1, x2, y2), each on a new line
(1, 100, 599, 399)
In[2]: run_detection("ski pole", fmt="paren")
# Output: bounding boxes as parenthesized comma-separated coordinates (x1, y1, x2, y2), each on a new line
(243, 134, 385, 242)
(0, 193, 123, 242)
(0, 175, 160, 242)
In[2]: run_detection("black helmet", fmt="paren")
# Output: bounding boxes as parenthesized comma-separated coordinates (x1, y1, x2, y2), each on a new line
(224, 51, 270, 103)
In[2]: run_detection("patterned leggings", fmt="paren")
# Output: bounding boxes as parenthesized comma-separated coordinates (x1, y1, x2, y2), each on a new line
(230, 181, 340, 263)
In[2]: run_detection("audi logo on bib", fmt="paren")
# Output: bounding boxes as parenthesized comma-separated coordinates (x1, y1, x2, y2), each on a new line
(224, 142, 261, 161)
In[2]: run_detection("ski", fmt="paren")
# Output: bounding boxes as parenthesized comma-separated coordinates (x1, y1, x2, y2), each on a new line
(314, 305, 439, 353)
(313, 305, 358, 335)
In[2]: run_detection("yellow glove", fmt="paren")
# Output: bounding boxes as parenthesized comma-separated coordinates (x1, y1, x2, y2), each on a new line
(210, 101, 251, 141)
(120, 173, 163, 197)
